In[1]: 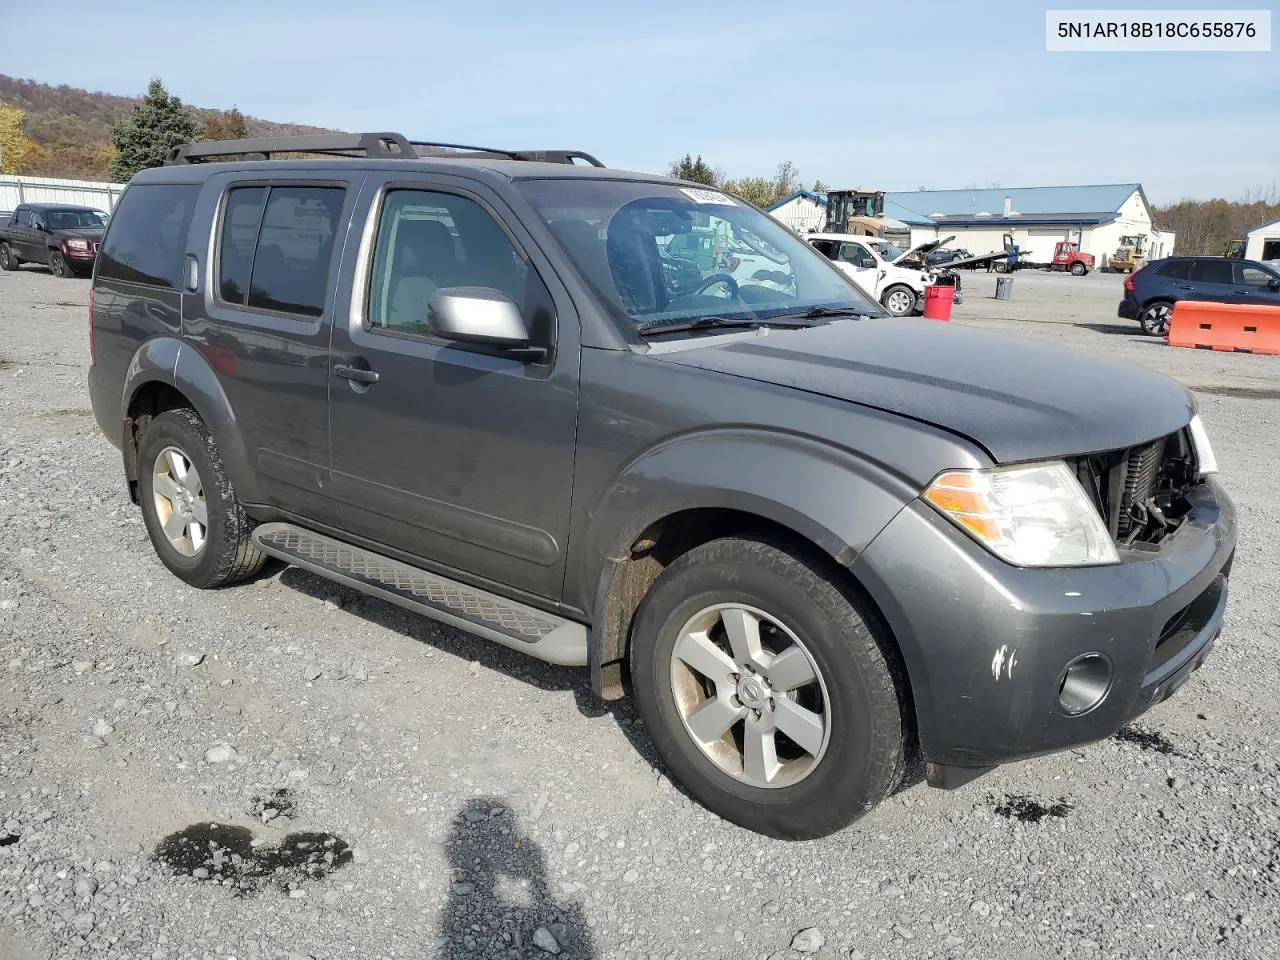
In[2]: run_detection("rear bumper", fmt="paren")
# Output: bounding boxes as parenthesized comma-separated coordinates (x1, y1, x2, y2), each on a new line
(1117, 295, 1139, 320)
(852, 479, 1236, 771)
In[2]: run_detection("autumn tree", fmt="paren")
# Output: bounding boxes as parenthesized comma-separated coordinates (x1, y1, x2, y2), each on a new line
(202, 107, 249, 141)
(721, 176, 776, 208)
(108, 79, 201, 182)
(0, 104, 43, 174)
(668, 154, 720, 186)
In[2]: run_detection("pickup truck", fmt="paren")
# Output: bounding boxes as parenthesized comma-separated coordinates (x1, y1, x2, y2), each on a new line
(0, 203, 108, 278)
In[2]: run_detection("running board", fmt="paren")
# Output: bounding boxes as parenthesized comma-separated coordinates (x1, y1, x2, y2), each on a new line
(251, 522, 588, 666)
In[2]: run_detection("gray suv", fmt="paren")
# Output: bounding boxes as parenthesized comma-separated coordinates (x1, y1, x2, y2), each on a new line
(88, 133, 1236, 839)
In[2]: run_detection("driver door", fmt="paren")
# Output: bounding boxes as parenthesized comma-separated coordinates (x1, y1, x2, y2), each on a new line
(835, 241, 882, 297)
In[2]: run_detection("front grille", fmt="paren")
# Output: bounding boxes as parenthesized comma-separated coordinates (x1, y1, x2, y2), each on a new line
(1075, 429, 1199, 547)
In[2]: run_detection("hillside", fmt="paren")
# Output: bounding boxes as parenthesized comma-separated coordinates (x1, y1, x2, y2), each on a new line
(0, 75, 337, 181)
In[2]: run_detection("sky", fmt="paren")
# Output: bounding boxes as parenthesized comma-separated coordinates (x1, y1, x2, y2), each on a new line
(6, 0, 1278, 204)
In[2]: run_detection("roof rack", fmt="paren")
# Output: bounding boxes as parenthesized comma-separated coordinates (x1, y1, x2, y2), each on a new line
(165, 132, 605, 167)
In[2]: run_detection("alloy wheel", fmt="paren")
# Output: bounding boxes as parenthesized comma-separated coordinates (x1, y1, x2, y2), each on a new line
(1142, 303, 1172, 336)
(668, 603, 831, 789)
(151, 445, 209, 557)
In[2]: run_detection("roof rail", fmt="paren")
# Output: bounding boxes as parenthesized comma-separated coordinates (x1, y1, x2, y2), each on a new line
(165, 133, 605, 167)
(165, 133, 416, 165)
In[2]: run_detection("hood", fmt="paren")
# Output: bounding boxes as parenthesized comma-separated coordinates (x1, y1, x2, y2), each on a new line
(891, 234, 954, 265)
(652, 318, 1194, 463)
(51, 227, 104, 241)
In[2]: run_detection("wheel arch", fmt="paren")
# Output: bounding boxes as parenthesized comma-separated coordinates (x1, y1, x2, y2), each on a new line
(121, 338, 261, 505)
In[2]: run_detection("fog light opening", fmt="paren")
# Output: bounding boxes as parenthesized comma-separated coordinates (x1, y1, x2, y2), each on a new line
(1058, 653, 1112, 716)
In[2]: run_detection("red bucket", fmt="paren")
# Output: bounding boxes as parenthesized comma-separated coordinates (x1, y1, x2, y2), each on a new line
(922, 284, 954, 321)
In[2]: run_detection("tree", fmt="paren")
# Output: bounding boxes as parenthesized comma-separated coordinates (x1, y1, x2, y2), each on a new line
(668, 154, 720, 186)
(202, 107, 249, 141)
(108, 79, 201, 182)
(811, 179, 828, 194)
(772, 160, 801, 200)
(721, 176, 776, 208)
(0, 105, 42, 174)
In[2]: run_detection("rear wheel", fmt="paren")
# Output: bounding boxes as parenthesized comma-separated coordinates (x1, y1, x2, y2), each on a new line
(1139, 300, 1174, 336)
(48, 251, 70, 279)
(630, 536, 908, 839)
(880, 285, 916, 317)
(137, 408, 266, 588)
(0, 243, 17, 271)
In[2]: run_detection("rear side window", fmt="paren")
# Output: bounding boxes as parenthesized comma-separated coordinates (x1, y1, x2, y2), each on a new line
(1189, 259, 1232, 284)
(1154, 260, 1191, 279)
(215, 184, 345, 318)
(97, 184, 199, 289)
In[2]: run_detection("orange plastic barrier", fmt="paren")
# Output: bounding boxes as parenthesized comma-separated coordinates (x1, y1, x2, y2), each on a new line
(1167, 300, 1280, 356)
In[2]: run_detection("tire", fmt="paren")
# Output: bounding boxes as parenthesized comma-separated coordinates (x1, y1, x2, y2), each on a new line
(0, 243, 17, 271)
(993, 261, 1009, 274)
(630, 536, 908, 839)
(1070, 262, 1087, 276)
(1139, 300, 1174, 337)
(880, 284, 916, 317)
(136, 408, 266, 589)
(48, 251, 70, 279)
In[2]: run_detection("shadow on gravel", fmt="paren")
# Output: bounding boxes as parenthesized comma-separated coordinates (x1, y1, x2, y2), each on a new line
(1190, 384, 1280, 401)
(440, 798, 595, 958)
(1076, 322, 1145, 336)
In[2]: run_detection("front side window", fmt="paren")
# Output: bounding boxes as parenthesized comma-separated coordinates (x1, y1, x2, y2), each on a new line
(1189, 259, 1232, 284)
(45, 209, 107, 230)
(366, 188, 532, 336)
(215, 185, 345, 317)
(839, 242, 874, 267)
(518, 179, 880, 330)
(97, 184, 199, 289)
(1235, 263, 1278, 286)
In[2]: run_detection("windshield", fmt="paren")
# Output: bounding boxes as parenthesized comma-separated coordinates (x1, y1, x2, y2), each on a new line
(44, 209, 107, 230)
(516, 179, 881, 329)
(867, 240, 906, 261)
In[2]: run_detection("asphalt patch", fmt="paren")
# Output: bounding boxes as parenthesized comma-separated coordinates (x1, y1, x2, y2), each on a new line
(154, 821, 352, 896)
(1114, 725, 1182, 756)
(0, 833, 18, 847)
(991, 794, 1074, 823)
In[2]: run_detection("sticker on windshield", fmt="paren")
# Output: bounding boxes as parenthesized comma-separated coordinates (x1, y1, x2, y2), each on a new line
(680, 188, 735, 205)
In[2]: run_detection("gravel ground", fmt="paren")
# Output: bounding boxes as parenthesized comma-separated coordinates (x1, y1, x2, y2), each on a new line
(1, 263, 1277, 960)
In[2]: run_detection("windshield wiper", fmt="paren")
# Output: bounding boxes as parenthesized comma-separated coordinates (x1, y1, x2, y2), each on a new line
(791, 306, 875, 319)
(636, 316, 760, 338)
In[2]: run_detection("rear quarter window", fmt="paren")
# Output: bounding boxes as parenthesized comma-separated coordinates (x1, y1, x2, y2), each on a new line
(97, 184, 200, 289)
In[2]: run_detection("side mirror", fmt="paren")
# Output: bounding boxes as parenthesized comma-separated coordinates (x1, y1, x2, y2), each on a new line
(427, 287, 543, 358)
(1268, 279, 1280, 291)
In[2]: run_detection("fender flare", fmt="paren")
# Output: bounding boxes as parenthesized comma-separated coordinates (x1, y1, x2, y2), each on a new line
(579, 428, 919, 696)
(121, 337, 263, 505)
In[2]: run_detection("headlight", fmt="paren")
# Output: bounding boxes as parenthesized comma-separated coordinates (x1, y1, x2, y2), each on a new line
(66, 239, 89, 251)
(924, 461, 1119, 567)
(1187, 415, 1217, 477)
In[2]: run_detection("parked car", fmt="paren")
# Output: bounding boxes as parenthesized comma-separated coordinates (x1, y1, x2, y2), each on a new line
(1118, 256, 1280, 335)
(805, 233, 943, 316)
(89, 133, 1235, 839)
(0, 203, 109, 278)
(924, 247, 971, 268)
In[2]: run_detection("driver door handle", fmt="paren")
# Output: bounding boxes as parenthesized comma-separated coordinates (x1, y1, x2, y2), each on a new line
(334, 363, 380, 384)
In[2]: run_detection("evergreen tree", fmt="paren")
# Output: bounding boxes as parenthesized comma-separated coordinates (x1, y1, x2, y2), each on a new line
(668, 154, 720, 187)
(108, 79, 201, 182)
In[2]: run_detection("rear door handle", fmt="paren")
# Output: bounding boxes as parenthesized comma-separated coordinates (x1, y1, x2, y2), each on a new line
(334, 363, 380, 384)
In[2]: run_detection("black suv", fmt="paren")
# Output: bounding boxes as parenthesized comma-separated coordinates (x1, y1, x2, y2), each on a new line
(88, 133, 1235, 838)
(1118, 255, 1280, 335)
(0, 204, 108, 278)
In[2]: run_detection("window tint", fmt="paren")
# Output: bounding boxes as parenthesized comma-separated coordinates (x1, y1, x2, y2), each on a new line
(217, 187, 266, 303)
(1189, 259, 1232, 284)
(809, 239, 836, 258)
(98, 184, 199, 289)
(1154, 260, 1191, 279)
(1236, 263, 1277, 286)
(366, 189, 532, 336)
(839, 242, 873, 266)
(245, 186, 344, 317)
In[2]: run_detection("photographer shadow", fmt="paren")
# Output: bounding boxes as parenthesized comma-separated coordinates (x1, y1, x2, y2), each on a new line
(439, 797, 596, 958)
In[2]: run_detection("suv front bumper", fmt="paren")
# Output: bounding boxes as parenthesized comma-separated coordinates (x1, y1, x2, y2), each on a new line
(852, 479, 1235, 774)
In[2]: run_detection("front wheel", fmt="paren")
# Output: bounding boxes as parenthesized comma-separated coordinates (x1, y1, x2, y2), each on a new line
(1070, 262, 1087, 276)
(0, 243, 17, 271)
(630, 537, 908, 839)
(137, 408, 266, 588)
(880, 285, 917, 317)
(1139, 300, 1174, 336)
(993, 261, 1009, 274)
(48, 251, 70, 279)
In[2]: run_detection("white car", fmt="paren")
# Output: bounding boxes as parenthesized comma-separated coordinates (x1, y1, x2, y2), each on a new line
(806, 233, 944, 316)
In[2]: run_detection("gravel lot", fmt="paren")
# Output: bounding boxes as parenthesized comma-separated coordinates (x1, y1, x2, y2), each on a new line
(1, 264, 1277, 960)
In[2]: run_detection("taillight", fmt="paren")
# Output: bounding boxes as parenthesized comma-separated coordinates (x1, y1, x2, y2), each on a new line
(1123, 270, 1140, 292)
(88, 289, 96, 366)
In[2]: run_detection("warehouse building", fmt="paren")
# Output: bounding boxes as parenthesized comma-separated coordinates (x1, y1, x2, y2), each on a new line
(1244, 219, 1280, 262)
(768, 183, 1175, 263)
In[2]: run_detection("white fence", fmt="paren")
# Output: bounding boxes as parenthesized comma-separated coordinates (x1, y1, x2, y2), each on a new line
(0, 175, 126, 215)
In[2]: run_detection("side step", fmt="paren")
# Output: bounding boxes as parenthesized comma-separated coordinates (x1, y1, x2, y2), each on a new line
(251, 522, 588, 666)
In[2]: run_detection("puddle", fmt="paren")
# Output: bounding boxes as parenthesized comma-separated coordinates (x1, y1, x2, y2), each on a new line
(991, 794, 1074, 823)
(0, 833, 18, 847)
(154, 821, 352, 895)
(249, 788, 296, 823)
(1191, 385, 1280, 401)
(1114, 725, 1182, 756)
